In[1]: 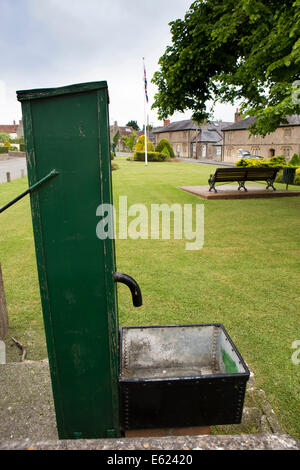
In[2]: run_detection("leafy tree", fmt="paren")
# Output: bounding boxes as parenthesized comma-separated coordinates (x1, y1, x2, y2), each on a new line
(112, 130, 120, 147)
(112, 130, 120, 155)
(0, 133, 11, 143)
(122, 132, 137, 152)
(126, 120, 140, 131)
(152, 0, 300, 136)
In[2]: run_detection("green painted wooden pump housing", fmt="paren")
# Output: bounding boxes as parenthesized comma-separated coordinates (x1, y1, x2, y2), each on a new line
(17, 82, 142, 439)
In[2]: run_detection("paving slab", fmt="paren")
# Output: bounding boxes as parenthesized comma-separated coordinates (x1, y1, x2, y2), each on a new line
(0, 360, 58, 441)
(179, 184, 300, 199)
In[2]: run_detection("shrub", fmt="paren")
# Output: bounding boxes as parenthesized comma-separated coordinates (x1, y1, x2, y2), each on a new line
(275, 170, 283, 183)
(155, 138, 175, 158)
(134, 151, 167, 162)
(110, 151, 114, 160)
(19, 143, 26, 152)
(275, 167, 300, 185)
(236, 155, 287, 168)
(111, 161, 119, 171)
(268, 155, 287, 166)
(4, 141, 10, 148)
(161, 145, 170, 159)
(294, 168, 300, 185)
(289, 153, 300, 166)
(0, 146, 8, 154)
(134, 135, 154, 156)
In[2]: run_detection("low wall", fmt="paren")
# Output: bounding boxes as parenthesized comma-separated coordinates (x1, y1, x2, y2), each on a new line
(8, 151, 26, 158)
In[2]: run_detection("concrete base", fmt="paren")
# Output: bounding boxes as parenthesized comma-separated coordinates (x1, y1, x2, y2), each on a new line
(0, 434, 299, 450)
(179, 184, 300, 200)
(125, 426, 210, 438)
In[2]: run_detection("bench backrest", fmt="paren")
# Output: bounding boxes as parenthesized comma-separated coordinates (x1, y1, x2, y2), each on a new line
(213, 168, 247, 182)
(245, 167, 279, 181)
(213, 167, 279, 182)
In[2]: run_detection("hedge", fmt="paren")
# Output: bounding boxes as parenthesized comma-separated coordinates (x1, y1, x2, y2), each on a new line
(0, 147, 8, 154)
(236, 155, 288, 168)
(134, 151, 167, 162)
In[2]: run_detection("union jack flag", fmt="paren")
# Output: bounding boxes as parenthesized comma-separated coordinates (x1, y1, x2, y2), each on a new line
(144, 62, 149, 104)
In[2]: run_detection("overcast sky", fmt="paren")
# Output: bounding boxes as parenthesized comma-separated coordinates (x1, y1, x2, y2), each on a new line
(0, 0, 237, 128)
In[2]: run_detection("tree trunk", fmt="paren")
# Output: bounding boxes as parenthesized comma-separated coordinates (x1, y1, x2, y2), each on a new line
(0, 263, 9, 339)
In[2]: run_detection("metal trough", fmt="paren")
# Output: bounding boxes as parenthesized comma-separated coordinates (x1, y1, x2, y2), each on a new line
(119, 324, 250, 431)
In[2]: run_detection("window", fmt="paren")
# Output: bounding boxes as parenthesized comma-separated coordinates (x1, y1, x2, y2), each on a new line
(192, 143, 196, 154)
(251, 147, 260, 155)
(176, 144, 181, 154)
(202, 145, 206, 157)
(284, 128, 292, 136)
(183, 144, 187, 153)
(282, 147, 291, 157)
(227, 147, 232, 157)
(216, 146, 222, 156)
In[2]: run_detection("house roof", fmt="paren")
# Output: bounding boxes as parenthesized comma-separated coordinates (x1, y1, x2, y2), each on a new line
(110, 125, 134, 136)
(152, 119, 197, 133)
(153, 119, 234, 135)
(208, 121, 234, 131)
(0, 124, 18, 134)
(222, 115, 300, 131)
(191, 129, 222, 143)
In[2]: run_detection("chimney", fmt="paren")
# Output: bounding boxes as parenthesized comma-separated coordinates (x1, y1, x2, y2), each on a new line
(163, 119, 170, 127)
(234, 108, 242, 122)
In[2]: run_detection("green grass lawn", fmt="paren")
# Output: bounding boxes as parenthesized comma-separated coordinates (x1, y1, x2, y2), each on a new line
(0, 158, 299, 438)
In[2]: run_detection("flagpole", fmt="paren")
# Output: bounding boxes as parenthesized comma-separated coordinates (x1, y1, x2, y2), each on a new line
(143, 57, 148, 167)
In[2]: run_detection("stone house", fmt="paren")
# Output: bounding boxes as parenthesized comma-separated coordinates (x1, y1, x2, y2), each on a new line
(0, 120, 23, 139)
(152, 119, 233, 160)
(110, 121, 136, 152)
(222, 114, 300, 163)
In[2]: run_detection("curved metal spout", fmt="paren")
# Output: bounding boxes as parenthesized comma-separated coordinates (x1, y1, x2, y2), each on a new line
(113, 272, 143, 307)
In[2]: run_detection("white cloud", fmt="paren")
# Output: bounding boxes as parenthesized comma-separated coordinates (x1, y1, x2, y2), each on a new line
(0, 0, 236, 127)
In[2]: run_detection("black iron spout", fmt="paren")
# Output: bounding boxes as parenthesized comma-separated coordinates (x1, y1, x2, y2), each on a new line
(113, 272, 143, 307)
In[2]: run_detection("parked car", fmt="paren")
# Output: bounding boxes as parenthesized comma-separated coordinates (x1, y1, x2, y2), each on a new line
(238, 149, 251, 158)
(238, 149, 264, 160)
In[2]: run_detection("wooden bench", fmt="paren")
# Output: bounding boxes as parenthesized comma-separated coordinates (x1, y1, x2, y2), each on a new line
(208, 167, 280, 193)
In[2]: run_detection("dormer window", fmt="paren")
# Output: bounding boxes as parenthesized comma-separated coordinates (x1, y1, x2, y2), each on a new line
(284, 128, 292, 136)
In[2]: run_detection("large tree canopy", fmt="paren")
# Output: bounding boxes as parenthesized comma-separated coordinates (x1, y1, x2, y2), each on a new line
(126, 120, 140, 131)
(152, 0, 300, 135)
